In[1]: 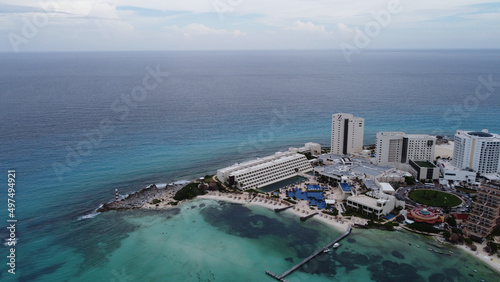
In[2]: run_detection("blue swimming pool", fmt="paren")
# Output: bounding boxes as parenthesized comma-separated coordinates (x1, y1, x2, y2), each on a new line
(287, 188, 332, 210)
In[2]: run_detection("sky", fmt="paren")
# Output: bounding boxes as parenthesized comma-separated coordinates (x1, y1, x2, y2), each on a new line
(1, 0, 499, 52)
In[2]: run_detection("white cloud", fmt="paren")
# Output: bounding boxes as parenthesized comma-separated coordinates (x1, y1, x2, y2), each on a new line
(293, 21, 330, 35)
(337, 23, 355, 36)
(462, 13, 500, 21)
(164, 23, 245, 37)
(1, 0, 499, 51)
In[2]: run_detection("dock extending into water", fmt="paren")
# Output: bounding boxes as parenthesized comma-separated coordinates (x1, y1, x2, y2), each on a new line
(274, 205, 293, 212)
(266, 225, 352, 281)
(299, 212, 318, 221)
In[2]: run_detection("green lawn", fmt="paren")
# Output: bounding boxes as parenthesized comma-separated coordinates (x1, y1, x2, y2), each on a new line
(408, 189, 462, 208)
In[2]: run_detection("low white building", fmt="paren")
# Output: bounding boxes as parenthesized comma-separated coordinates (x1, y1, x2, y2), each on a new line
(379, 182, 396, 195)
(346, 192, 404, 218)
(289, 142, 321, 156)
(437, 160, 476, 183)
(217, 151, 312, 190)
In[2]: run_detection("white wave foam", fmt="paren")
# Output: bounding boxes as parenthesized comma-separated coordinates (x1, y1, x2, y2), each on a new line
(169, 180, 190, 186)
(77, 204, 102, 221)
(77, 213, 99, 221)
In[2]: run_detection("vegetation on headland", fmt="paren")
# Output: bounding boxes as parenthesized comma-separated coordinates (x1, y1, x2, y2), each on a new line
(408, 189, 462, 208)
(204, 175, 214, 183)
(173, 182, 206, 201)
(405, 222, 440, 234)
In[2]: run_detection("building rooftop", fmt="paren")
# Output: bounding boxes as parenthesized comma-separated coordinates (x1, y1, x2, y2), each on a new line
(363, 179, 378, 190)
(218, 151, 304, 175)
(347, 195, 383, 210)
(317, 154, 394, 178)
(468, 131, 493, 138)
(413, 160, 437, 168)
(379, 182, 395, 193)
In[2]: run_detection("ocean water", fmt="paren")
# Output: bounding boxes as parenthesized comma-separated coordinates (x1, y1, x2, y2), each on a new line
(1, 50, 500, 281)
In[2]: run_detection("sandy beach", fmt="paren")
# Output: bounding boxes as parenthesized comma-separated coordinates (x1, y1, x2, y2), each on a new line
(198, 190, 364, 233)
(456, 242, 500, 272)
(435, 141, 454, 160)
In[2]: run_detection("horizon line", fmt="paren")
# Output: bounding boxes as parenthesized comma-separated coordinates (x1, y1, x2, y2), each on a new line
(1, 48, 500, 54)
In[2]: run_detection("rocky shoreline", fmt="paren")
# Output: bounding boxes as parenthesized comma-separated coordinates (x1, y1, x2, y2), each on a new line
(97, 183, 183, 212)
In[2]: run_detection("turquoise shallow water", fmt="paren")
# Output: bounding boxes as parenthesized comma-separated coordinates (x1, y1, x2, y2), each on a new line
(35, 199, 499, 282)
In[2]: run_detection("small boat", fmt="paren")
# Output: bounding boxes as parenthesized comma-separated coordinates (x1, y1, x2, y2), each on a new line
(323, 248, 330, 253)
(333, 243, 340, 249)
(473, 269, 477, 273)
(416, 245, 420, 248)
(428, 248, 433, 251)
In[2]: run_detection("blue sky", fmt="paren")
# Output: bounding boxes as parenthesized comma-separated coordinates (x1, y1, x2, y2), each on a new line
(1, 0, 499, 52)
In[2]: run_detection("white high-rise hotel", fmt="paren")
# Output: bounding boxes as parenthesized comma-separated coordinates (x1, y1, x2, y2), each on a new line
(375, 132, 436, 165)
(331, 113, 364, 155)
(452, 130, 500, 174)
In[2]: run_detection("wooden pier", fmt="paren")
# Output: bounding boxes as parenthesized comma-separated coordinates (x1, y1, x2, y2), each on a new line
(274, 205, 293, 212)
(299, 212, 318, 221)
(266, 225, 352, 281)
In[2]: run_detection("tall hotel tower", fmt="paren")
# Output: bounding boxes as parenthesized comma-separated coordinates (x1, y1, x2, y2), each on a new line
(331, 113, 364, 155)
(452, 129, 500, 174)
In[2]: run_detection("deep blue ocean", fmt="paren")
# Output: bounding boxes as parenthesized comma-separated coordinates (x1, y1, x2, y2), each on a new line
(1, 50, 500, 281)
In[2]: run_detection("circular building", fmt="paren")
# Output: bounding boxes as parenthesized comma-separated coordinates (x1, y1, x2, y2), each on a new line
(407, 207, 444, 224)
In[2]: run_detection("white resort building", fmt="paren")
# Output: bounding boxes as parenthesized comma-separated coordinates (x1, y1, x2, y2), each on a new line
(217, 151, 312, 190)
(289, 142, 321, 156)
(437, 159, 477, 184)
(331, 113, 364, 155)
(346, 191, 404, 218)
(452, 129, 500, 174)
(375, 132, 436, 166)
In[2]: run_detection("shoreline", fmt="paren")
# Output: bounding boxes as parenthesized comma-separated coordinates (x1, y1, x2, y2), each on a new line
(456, 241, 500, 273)
(198, 192, 353, 234)
(97, 180, 500, 273)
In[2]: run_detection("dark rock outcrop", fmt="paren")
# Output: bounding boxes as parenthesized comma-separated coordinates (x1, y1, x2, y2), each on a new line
(97, 184, 173, 212)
